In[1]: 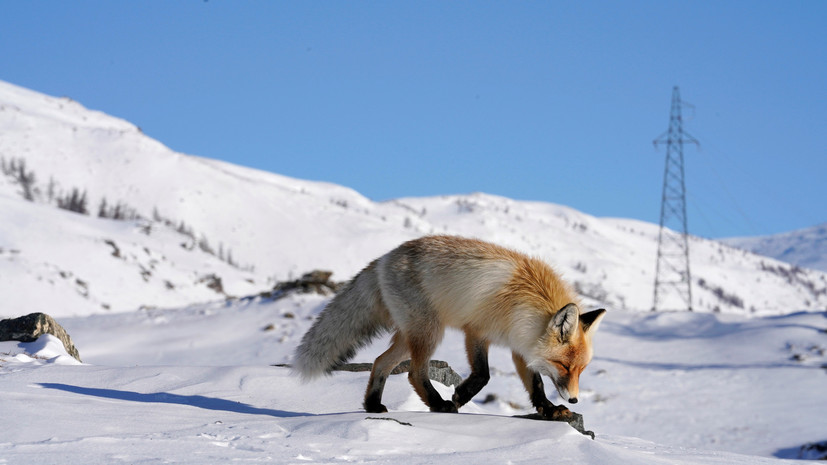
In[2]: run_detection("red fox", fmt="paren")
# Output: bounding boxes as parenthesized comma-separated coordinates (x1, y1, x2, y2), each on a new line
(293, 235, 606, 418)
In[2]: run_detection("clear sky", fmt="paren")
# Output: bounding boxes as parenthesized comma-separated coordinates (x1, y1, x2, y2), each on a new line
(2, 1, 824, 239)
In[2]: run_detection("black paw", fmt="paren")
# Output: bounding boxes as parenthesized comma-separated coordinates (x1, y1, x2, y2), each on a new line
(429, 399, 459, 413)
(364, 402, 388, 413)
(538, 403, 571, 421)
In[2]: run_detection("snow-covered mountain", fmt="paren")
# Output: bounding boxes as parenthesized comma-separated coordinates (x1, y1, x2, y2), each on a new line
(723, 224, 827, 273)
(2, 79, 826, 317)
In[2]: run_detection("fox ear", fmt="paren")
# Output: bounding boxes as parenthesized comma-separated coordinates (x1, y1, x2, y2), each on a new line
(550, 303, 579, 342)
(580, 309, 607, 335)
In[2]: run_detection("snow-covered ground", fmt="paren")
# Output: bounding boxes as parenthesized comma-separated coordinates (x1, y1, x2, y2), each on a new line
(2, 294, 825, 464)
(2, 80, 826, 464)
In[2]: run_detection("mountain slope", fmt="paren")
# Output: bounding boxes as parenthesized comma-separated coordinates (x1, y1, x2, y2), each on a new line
(2, 79, 826, 317)
(723, 224, 827, 272)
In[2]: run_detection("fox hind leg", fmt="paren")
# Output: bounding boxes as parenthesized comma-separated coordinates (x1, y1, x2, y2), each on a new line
(364, 332, 409, 413)
(406, 326, 457, 413)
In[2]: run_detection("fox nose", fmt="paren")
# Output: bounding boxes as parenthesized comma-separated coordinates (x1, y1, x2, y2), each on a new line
(568, 397, 578, 404)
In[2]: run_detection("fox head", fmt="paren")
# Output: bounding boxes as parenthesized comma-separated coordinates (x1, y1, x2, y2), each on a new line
(528, 303, 606, 404)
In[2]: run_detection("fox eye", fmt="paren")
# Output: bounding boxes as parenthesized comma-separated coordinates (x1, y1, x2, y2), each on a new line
(553, 362, 570, 373)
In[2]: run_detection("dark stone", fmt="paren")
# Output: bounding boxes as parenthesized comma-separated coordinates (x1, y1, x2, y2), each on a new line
(274, 359, 464, 388)
(334, 359, 463, 387)
(516, 407, 595, 439)
(199, 274, 224, 294)
(0, 312, 81, 362)
(365, 417, 412, 427)
(259, 270, 344, 300)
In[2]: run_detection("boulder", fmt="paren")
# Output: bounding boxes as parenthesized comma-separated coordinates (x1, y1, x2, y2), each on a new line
(273, 359, 464, 387)
(262, 270, 343, 299)
(334, 359, 463, 387)
(0, 312, 81, 362)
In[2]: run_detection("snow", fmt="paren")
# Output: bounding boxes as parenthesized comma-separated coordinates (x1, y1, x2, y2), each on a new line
(2, 297, 825, 464)
(0, 192, 261, 316)
(2, 80, 826, 463)
(724, 224, 827, 273)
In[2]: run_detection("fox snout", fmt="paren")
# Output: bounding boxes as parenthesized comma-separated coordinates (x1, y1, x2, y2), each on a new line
(552, 380, 579, 404)
(548, 367, 581, 404)
(530, 361, 582, 405)
(559, 389, 579, 404)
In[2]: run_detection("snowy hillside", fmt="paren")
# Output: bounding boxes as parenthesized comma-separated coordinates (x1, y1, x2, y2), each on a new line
(0, 191, 264, 317)
(2, 295, 825, 463)
(2, 78, 827, 318)
(723, 224, 827, 273)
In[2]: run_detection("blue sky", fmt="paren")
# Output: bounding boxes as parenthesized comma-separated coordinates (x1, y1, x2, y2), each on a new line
(2, 1, 824, 238)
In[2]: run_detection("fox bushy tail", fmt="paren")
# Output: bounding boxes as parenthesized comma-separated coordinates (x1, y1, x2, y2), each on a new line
(292, 261, 392, 380)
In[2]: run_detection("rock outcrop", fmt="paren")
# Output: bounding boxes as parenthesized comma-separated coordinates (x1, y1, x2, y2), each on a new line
(334, 359, 463, 387)
(0, 312, 81, 362)
(273, 359, 463, 387)
(261, 270, 343, 300)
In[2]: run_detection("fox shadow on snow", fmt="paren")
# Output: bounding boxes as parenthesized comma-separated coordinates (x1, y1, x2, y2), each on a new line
(37, 383, 310, 418)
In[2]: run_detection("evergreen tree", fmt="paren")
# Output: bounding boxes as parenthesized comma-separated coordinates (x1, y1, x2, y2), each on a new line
(98, 198, 109, 218)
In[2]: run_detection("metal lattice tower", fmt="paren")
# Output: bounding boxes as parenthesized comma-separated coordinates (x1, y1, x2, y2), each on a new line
(652, 86, 698, 311)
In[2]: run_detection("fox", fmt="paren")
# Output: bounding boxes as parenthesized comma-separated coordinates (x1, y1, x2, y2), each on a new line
(292, 235, 606, 418)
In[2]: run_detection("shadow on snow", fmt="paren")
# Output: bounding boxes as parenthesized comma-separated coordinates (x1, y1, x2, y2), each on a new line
(37, 383, 312, 418)
(600, 311, 826, 341)
(595, 356, 821, 371)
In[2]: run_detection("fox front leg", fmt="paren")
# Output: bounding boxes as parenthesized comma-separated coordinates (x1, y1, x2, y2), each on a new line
(513, 353, 567, 418)
(512, 352, 594, 438)
(526, 372, 574, 419)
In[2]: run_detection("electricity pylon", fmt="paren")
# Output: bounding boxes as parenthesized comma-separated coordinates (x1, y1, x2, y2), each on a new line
(652, 86, 698, 311)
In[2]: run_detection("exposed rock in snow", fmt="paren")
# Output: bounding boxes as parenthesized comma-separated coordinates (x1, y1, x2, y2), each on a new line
(0, 312, 81, 361)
